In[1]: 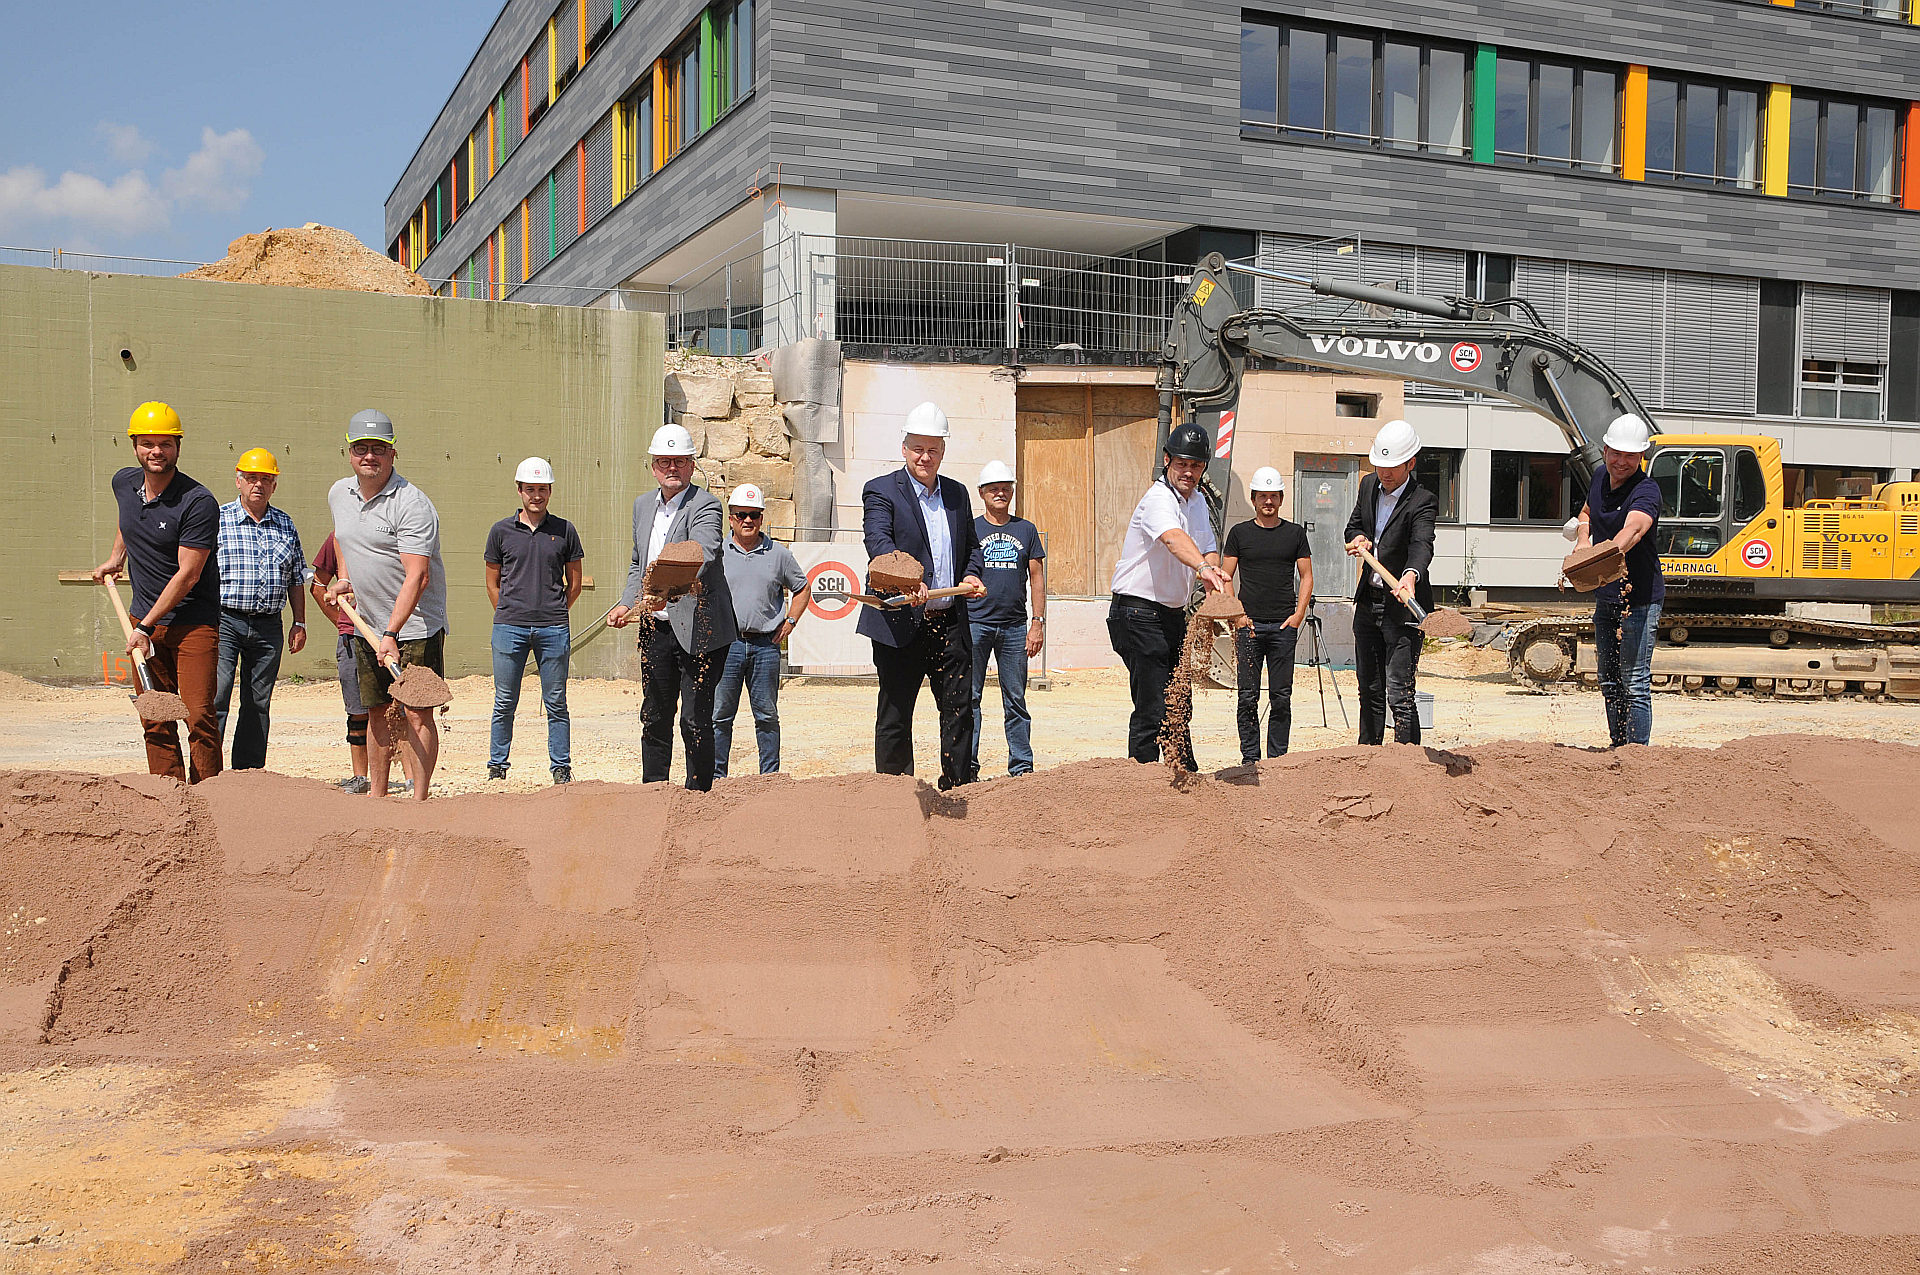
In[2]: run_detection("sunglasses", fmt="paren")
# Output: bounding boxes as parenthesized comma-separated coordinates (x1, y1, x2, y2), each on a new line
(730, 509, 763, 519)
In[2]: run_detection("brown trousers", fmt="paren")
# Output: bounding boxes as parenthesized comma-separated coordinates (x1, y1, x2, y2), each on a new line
(142, 621, 222, 784)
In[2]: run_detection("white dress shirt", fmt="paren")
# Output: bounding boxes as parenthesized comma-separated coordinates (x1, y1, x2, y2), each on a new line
(1370, 477, 1415, 590)
(913, 474, 956, 611)
(646, 487, 686, 619)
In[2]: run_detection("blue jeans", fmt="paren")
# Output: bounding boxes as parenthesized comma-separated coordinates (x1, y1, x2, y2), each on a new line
(1595, 599, 1661, 747)
(713, 634, 783, 777)
(490, 622, 571, 768)
(215, 609, 284, 770)
(970, 621, 1033, 778)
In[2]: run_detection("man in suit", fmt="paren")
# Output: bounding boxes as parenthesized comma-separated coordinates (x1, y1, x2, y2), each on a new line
(610, 423, 737, 790)
(1343, 419, 1437, 746)
(859, 401, 987, 788)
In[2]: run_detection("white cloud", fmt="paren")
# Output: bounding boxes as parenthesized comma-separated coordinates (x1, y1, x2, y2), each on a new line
(98, 122, 154, 166)
(161, 127, 264, 212)
(0, 126, 264, 244)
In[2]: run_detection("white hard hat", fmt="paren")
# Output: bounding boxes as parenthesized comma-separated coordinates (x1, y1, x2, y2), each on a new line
(1249, 466, 1285, 493)
(515, 456, 554, 484)
(728, 482, 766, 510)
(1369, 419, 1420, 467)
(902, 401, 950, 439)
(649, 423, 697, 457)
(1601, 413, 1653, 454)
(978, 460, 1015, 487)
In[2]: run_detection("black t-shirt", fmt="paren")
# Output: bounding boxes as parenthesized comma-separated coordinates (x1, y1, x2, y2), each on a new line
(485, 512, 585, 627)
(969, 516, 1045, 625)
(1223, 518, 1312, 622)
(112, 467, 220, 627)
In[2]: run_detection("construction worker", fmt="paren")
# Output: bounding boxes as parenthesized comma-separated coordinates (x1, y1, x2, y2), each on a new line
(1222, 466, 1313, 762)
(212, 449, 308, 770)
(968, 460, 1046, 781)
(1576, 414, 1665, 747)
(485, 457, 584, 784)
(609, 423, 736, 792)
(1344, 419, 1436, 746)
(93, 401, 223, 782)
(324, 409, 448, 801)
(1108, 422, 1229, 770)
(859, 401, 987, 790)
(712, 482, 808, 777)
(309, 533, 376, 793)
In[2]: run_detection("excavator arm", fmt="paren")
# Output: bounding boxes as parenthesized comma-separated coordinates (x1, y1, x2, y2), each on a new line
(1158, 252, 1656, 501)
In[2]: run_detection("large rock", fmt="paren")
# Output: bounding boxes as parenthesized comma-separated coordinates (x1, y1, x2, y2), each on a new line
(744, 410, 790, 459)
(763, 498, 797, 538)
(732, 370, 775, 407)
(725, 457, 793, 501)
(702, 418, 749, 462)
(666, 372, 736, 419)
(673, 414, 708, 456)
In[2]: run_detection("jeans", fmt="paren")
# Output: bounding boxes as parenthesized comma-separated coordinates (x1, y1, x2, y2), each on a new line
(1234, 621, 1299, 763)
(1107, 594, 1195, 770)
(490, 622, 571, 769)
(871, 608, 974, 789)
(970, 621, 1033, 778)
(713, 633, 783, 777)
(640, 620, 720, 791)
(215, 609, 284, 770)
(1353, 594, 1423, 745)
(1595, 598, 1661, 747)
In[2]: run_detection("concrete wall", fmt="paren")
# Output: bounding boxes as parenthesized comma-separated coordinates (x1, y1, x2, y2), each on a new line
(0, 264, 664, 684)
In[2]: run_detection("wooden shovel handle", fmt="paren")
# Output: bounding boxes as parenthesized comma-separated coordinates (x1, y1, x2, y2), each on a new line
(1352, 545, 1429, 623)
(333, 592, 406, 677)
(99, 576, 158, 693)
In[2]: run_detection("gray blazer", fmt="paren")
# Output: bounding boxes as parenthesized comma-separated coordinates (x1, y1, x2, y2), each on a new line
(619, 485, 737, 654)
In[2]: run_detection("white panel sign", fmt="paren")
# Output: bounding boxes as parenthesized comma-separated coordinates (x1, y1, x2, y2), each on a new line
(789, 543, 874, 674)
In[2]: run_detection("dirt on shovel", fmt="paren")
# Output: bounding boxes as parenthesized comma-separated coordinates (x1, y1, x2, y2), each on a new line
(133, 689, 189, 723)
(387, 665, 452, 710)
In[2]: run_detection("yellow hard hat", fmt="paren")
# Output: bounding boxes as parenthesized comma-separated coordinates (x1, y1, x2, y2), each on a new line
(127, 401, 183, 438)
(236, 447, 280, 476)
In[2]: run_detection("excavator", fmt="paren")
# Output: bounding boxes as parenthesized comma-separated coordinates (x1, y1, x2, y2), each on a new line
(1157, 252, 1920, 702)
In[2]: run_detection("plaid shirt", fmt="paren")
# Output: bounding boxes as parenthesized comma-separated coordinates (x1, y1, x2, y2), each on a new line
(217, 500, 308, 614)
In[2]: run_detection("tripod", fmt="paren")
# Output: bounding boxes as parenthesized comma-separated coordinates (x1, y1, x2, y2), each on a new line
(1301, 607, 1350, 731)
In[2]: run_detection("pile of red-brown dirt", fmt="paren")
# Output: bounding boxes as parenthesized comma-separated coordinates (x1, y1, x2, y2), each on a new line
(180, 224, 432, 295)
(3, 737, 1919, 1270)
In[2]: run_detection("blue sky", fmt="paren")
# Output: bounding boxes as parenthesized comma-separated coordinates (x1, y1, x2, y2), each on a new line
(0, 1, 498, 263)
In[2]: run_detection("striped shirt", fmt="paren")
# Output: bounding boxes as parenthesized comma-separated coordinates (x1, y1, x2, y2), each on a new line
(217, 501, 307, 614)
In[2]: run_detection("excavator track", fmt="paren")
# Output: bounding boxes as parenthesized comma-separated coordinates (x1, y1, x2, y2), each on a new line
(1507, 614, 1920, 702)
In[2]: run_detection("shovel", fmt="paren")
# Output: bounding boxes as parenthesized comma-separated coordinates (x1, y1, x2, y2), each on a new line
(87, 573, 189, 724)
(820, 583, 983, 610)
(1351, 544, 1430, 624)
(331, 592, 452, 709)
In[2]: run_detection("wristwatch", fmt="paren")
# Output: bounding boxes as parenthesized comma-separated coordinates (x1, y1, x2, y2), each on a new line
(134, 621, 155, 636)
(382, 629, 399, 639)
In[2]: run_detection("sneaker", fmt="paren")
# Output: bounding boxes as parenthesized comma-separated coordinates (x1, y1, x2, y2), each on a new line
(388, 779, 413, 795)
(551, 766, 572, 785)
(487, 764, 509, 780)
(338, 775, 371, 795)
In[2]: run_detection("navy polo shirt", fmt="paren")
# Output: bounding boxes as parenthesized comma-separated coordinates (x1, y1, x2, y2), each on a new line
(112, 467, 220, 627)
(1585, 467, 1665, 607)
(485, 511, 585, 627)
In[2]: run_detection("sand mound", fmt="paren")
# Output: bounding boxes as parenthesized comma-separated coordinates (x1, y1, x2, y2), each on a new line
(3, 739, 1919, 1269)
(181, 225, 432, 295)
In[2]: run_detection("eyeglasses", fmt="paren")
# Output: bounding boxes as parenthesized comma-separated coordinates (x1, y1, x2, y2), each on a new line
(730, 509, 763, 520)
(349, 442, 392, 457)
(237, 473, 276, 483)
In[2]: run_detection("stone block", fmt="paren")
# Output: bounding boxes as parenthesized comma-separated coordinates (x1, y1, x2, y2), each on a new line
(693, 459, 726, 492)
(746, 411, 790, 459)
(725, 457, 793, 501)
(733, 370, 775, 407)
(666, 371, 736, 419)
(702, 418, 749, 462)
(763, 498, 797, 538)
(673, 415, 707, 456)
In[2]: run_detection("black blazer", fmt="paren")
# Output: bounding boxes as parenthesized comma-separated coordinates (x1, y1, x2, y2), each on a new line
(1343, 474, 1437, 618)
(857, 467, 986, 648)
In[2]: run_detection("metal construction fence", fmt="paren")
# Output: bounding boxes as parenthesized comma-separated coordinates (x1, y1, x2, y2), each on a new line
(1, 245, 214, 276)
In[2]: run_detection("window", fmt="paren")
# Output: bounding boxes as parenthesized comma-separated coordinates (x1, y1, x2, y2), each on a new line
(712, 0, 755, 114)
(1415, 448, 1463, 522)
(587, 0, 614, 57)
(1645, 75, 1760, 189)
(1800, 359, 1885, 420)
(1334, 392, 1379, 417)
(528, 24, 552, 128)
(1788, 92, 1900, 202)
(555, 0, 581, 97)
(1241, 18, 1471, 157)
(620, 84, 653, 191)
(1650, 448, 1724, 556)
(1784, 465, 1888, 506)
(1494, 55, 1618, 171)
(662, 38, 691, 160)
(1490, 451, 1574, 522)
(1733, 449, 1767, 525)
(1802, 0, 1908, 19)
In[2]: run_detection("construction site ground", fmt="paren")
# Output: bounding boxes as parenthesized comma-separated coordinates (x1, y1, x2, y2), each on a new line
(3, 644, 1920, 1272)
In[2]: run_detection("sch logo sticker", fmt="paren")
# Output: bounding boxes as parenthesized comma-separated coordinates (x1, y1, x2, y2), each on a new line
(1741, 539, 1773, 569)
(806, 562, 861, 620)
(1449, 343, 1482, 373)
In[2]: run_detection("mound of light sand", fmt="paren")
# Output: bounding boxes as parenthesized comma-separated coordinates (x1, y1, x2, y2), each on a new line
(181, 225, 432, 295)
(3, 738, 1918, 1270)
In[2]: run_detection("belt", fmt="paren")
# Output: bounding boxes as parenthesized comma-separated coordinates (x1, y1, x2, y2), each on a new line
(221, 604, 283, 617)
(1112, 592, 1181, 612)
(740, 629, 781, 639)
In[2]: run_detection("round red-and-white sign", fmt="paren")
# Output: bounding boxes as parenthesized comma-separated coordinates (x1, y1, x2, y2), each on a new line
(1741, 539, 1773, 569)
(806, 561, 861, 620)
(1449, 342, 1482, 373)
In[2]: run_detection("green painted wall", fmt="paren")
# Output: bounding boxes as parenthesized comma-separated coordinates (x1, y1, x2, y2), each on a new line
(0, 264, 664, 684)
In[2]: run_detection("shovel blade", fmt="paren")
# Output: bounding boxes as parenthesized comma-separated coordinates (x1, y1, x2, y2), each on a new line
(388, 665, 453, 709)
(134, 690, 189, 723)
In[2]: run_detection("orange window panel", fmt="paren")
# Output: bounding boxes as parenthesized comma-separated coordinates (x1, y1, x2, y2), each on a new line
(1905, 103, 1920, 210)
(1622, 66, 1649, 181)
(577, 141, 588, 232)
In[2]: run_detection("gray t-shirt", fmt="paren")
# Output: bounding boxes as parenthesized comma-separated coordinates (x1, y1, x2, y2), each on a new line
(724, 535, 807, 634)
(328, 471, 449, 641)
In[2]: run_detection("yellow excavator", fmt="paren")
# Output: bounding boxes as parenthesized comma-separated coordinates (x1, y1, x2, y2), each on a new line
(1158, 253, 1920, 701)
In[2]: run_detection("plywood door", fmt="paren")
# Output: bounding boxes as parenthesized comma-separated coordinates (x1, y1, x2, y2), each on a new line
(1017, 386, 1092, 595)
(1090, 386, 1160, 594)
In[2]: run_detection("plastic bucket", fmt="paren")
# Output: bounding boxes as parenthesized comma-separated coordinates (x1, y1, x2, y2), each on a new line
(1416, 691, 1434, 731)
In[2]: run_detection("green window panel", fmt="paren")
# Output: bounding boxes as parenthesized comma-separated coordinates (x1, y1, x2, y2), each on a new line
(1472, 45, 1497, 163)
(700, 11, 717, 131)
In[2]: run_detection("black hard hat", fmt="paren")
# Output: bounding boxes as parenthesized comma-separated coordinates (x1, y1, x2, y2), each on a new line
(1164, 423, 1211, 461)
